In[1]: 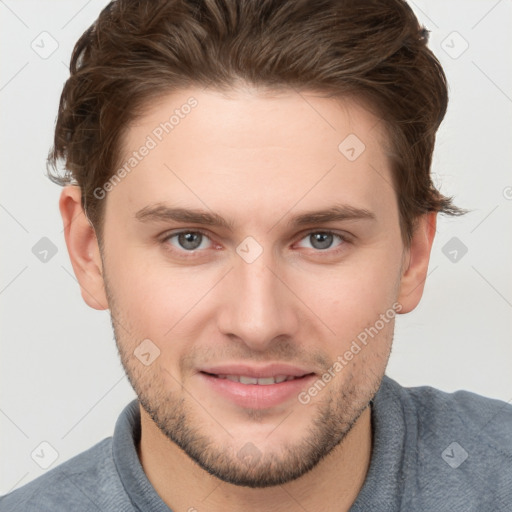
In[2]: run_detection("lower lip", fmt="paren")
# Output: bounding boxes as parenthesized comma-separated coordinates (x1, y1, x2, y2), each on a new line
(198, 372, 317, 409)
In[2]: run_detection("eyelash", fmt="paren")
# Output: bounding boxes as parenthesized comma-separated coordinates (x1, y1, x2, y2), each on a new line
(160, 229, 351, 258)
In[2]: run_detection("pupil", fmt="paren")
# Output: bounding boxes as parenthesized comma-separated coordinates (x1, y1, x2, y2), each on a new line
(179, 232, 201, 250)
(311, 232, 332, 250)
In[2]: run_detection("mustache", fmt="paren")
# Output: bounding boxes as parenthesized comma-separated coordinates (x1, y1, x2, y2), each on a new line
(180, 339, 332, 373)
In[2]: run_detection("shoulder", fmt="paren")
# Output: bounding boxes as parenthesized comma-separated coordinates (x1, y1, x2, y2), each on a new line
(383, 376, 512, 442)
(405, 380, 512, 449)
(386, 377, 512, 510)
(0, 437, 132, 512)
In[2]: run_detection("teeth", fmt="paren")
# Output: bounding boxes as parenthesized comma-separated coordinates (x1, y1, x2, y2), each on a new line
(215, 374, 299, 385)
(257, 377, 276, 385)
(239, 375, 259, 385)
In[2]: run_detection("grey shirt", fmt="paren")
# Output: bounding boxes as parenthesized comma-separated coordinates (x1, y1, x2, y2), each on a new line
(1, 376, 511, 511)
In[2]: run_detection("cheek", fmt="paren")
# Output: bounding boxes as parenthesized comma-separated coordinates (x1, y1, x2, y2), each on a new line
(291, 249, 402, 334)
(105, 245, 220, 342)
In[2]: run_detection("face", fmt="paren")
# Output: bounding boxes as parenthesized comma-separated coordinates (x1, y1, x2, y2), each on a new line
(99, 86, 407, 487)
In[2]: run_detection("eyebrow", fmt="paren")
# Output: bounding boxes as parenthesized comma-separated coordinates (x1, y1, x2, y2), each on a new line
(135, 204, 235, 230)
(135, 203, 375, 230)
(286, 205, 375, 227)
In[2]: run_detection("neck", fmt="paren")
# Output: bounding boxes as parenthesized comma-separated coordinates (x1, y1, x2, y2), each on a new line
(137, 405, 372, 512)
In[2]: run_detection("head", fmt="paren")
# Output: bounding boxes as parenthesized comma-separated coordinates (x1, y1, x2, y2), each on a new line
(54, 0, 464, 488)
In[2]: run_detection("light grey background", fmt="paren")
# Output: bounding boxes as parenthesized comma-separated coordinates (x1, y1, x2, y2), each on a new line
(1, 0, 511, 494)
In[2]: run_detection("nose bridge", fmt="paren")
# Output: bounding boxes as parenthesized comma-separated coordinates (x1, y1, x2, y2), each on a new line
(218, 242, 299, 350)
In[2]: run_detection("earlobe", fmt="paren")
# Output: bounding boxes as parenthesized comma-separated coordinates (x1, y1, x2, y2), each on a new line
(59, 186, 108, 310)
(397, 212, 437, 314)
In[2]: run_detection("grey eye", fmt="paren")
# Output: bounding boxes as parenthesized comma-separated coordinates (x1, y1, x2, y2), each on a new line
(167, 231, 211, 251)
(309, 232, 335, 250)
(178, 232, 203, 250)
(296, 231, 345, 251)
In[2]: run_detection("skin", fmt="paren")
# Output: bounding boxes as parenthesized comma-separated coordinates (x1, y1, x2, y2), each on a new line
(60, 86, 436, 512)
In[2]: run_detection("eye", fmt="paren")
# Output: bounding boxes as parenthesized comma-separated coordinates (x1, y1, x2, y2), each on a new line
(296, 231, 346, 251)
(163, 230, 213, 251)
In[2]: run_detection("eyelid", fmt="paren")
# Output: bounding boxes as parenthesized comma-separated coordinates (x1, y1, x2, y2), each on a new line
(160, 228, 215, 248)
(294, 230, 350, 250)
(160, 228, 212, 241)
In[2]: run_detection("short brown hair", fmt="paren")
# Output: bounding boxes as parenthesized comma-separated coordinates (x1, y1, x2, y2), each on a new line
(48, 0, 464, 244)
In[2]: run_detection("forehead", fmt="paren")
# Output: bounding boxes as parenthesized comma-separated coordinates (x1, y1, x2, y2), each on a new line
(107, 86, 396, 230)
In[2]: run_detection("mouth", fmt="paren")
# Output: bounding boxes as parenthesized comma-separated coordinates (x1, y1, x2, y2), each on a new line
(197, 368, 317, 409)
(200, 371, 313, 385)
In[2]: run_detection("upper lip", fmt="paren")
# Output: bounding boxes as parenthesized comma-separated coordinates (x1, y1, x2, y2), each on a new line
(199, 363, 315, 379)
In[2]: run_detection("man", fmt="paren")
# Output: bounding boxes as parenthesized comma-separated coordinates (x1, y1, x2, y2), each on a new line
(1, 0, 510, 510)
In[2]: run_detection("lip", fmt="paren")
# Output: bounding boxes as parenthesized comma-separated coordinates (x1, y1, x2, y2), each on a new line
(198, 363, 314, 379)
(197, 365, 317, 409)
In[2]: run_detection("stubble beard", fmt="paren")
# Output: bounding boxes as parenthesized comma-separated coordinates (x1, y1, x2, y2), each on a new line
(104, 276, 388, 488)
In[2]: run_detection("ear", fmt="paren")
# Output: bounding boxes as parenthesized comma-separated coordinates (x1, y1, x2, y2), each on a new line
(397, 212, 437, 314)
(59, 186, 108, 310)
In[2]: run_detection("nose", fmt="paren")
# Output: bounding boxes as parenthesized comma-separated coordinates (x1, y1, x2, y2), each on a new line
(216, 248, 300, 352)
